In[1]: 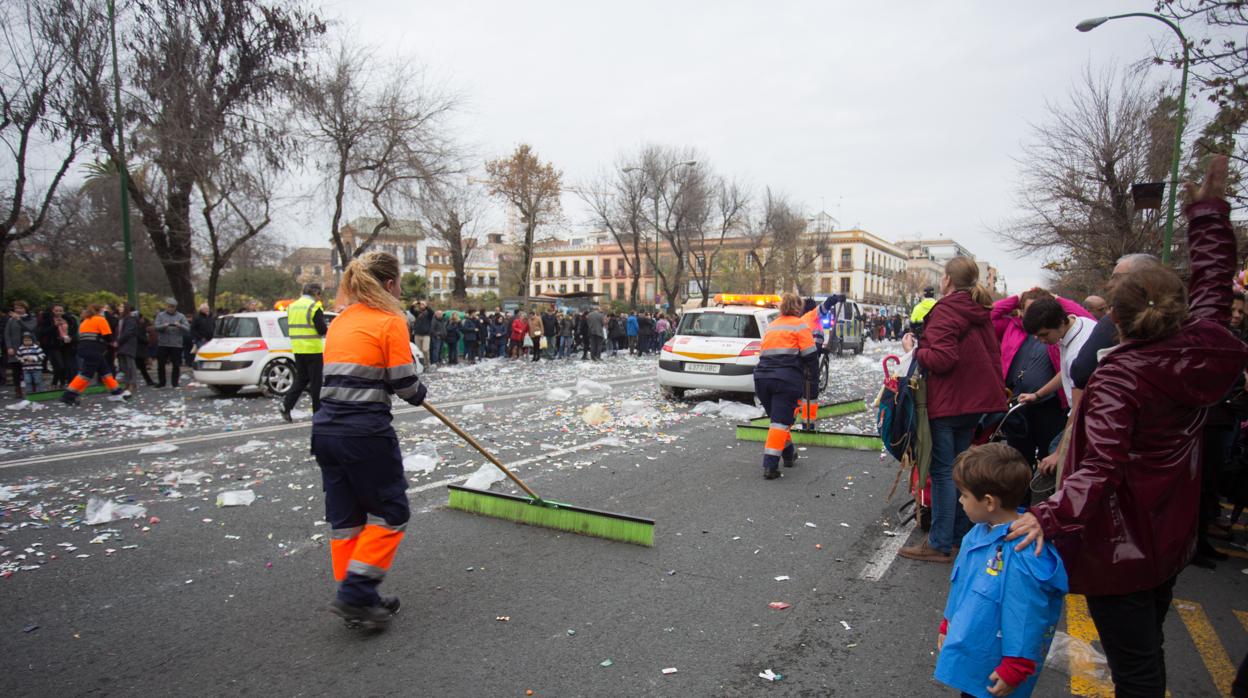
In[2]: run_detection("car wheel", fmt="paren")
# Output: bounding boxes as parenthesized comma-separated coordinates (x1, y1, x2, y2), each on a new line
(853, 342, 863, 355)
(661, 385, 686, 400)
(209, 385, 242, 397)
(262, 359, 295, 396)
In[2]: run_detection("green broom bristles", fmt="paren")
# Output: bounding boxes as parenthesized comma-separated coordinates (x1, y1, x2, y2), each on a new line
(447, 485, 655, 547)
(735, 424, 883, 451)
(746, 399, 867, 427)
(26, 385, 109, 402)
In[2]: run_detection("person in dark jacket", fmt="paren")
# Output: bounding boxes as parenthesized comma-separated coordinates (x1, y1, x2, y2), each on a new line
(609, 313, 627, 356)
(429, 311, 447, 365)
(576, 311, 590, 360)
(410, 301, 433, 367)
(1009, 156, 1248, 697)
(39, 304, 78, 389)
(114, 303, 142, 394)
(445, 312, 461, 365)
(637, 313, 655, 354)
(899, 256, 1007, 563)
(191, 304, 215, 353)
(4, 301, 36, 398)
(461, 311, 480, 363)
(541, 308, 557, 359)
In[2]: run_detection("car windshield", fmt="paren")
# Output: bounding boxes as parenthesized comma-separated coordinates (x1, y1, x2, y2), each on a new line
(677, 312, 761, 339)
(214, 316, 261, 338)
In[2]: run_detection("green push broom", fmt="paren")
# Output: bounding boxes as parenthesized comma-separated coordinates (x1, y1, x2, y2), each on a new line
(423, 402, 655, 547)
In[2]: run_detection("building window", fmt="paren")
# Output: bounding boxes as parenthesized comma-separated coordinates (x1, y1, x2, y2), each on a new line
(573, 260, 581, 277)
(432, 275, 441, 290)
(534, 262, 541, 279)
(534, 285, 540, 296)
(488, 275, 496, 287)
(840, 277, 851, 295)
(405, 246, 418, 264)
(313, 266, 321, 277)
(293, 264, 302, 276)
(840, 248, 852, 270)
(547, 261, 554, 278)
(573, 283, 581, 292)
(821, 277, 831, 293)
(603, 258, 611, 276)
(617, 282, 625, 298)
(559, 284, 567, 293)
(586, 283, 593, 293)
(586, 260, 594, 277)
(560, 260, 567, 277)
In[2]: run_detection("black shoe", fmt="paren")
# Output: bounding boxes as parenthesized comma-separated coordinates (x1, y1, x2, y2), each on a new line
(1197, 538, 1230, 561)
(378, 596, 401, 615)
(155, 383, 165, 389)
(279, 408, 292, 423)
(763, 469, 781, 480)
(328, 599, 394, 629)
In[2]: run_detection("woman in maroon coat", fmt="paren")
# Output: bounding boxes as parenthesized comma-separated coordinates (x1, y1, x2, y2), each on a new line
(899, 256, 1007, 563)
(1010, 156, 1248, 696)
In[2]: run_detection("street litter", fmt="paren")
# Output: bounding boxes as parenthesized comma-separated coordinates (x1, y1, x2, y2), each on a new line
(581, 403, 611, 425)
(544, 387, 573, 401)
(758, 669, 783, 682)
(138, 442, 179, 454)
(883, 530, 899, 537)
(464, 462, 506, 489)
(719, 402, 764, 421)
(160, 470, 211, 486)
(403, 443, 440, 473)
(661, 668, 678, 675)
(566, 629, 576, 636)
(495, 616, 510, 622)
(842, 424, 864, 434)
(574, 378, 612, 396)
(216, 490, 256, 507)
(1045, 631, 1112, 683)
(768, 602, 791, 610)
(617, 399, 649, 415)
(774, 575, 790, 581)
(84, 497, 147, 525)
(840, 620, 852, 630)
(233, 440, 268, 454)
(804, 522, 817, 528)
(461, 403, 485, 415)
(599, 659, 613, 667)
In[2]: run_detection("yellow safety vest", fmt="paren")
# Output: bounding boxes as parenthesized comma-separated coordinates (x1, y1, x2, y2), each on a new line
(287, 295, 324, 354)
(910, 297, 937, 324)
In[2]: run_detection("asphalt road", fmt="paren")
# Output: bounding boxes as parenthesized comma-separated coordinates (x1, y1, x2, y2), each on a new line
(1, 349, 1244, 697)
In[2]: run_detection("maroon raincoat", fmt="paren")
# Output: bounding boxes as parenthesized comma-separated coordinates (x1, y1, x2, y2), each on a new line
(1031, 199, 1248, 596)
(916, 290, 1008, 420)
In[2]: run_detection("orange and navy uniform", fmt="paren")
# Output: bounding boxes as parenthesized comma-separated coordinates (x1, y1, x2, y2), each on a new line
(62, 315, 122, 402)
(753, 314, 819, 472)
(795, 293, 844, 420)
(310, 303, 426, 608)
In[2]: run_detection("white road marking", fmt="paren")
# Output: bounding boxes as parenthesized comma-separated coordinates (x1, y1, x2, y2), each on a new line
(0, 375, 653, 471)
(406, 437, 623, 495)
(857, 519, 917, 581)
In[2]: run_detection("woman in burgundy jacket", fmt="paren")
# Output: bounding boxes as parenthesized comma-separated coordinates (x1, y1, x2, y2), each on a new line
(899, 256, 1007, 562)
(1010, 156, 1248, 696)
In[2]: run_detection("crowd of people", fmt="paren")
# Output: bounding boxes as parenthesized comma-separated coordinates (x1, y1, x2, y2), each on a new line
(405, 301, 677, 367)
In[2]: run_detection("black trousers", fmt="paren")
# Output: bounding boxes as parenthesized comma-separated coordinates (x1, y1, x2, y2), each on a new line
(156, 346, 182, 387)
(1085, 574, 1178, 698)
(589, 335, 603, 360)
(1005, 397, 1067, 466)
(283, 353, 323, 413)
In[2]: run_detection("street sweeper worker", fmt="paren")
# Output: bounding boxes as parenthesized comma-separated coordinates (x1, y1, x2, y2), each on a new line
(311, 250, 426, 629)
(61, 304, 129, 405)
(796, 293, 845, 422)
(754, 292, 819, 480)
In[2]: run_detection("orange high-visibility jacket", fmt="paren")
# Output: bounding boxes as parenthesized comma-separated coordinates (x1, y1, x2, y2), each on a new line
(754, 314, 818, 382)
(77, 316, 113, 348)
(313, 304, 423, 437)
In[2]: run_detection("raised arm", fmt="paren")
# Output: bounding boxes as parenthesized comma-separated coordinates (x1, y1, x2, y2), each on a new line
(1183, 156, 1236, 325)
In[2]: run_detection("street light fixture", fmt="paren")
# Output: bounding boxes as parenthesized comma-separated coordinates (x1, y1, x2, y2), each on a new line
(1076, 12, 1189, 264)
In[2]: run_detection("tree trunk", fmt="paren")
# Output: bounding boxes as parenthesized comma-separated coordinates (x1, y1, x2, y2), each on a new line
(160, 182, 198, 313)
(206, 265, 221, 314)
(519, 215, 536, 298)
(0, 242, 7, 306)
(450, 248, 468, 300)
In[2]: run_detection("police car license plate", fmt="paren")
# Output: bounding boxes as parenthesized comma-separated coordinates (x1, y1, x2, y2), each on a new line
(685, 363, 720, 374)
(201, 361, 222, 370)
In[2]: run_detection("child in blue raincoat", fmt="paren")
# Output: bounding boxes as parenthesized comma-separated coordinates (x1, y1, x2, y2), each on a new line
(935, 443, 1067, 698)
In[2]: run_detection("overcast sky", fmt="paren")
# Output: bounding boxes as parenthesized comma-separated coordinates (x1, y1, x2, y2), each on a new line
(310, 0, 1189, 293)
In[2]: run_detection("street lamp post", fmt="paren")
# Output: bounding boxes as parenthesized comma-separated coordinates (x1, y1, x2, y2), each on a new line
(1077, 13, 1189, 265)
(623, 160, 697, 308)
(107, 0, 138, 311)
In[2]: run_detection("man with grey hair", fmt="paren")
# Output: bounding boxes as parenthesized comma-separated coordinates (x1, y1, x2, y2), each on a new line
(281, 282, 328, 422)
(1082, 295, 1108, 320)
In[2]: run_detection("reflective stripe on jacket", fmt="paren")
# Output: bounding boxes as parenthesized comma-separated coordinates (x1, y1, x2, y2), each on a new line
(76, 316, 112, 350)
(312, 304, 422, 437)
(754, 314, 817, 381)
(286, 295, 324, 354)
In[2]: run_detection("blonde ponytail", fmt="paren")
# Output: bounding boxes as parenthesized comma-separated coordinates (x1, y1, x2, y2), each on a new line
(336, 250, 403, 315)
(945, 256, 993, 310)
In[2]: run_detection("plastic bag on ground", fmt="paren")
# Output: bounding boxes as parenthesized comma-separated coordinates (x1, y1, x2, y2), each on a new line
(461, 403, 485, 415)
(617, 399, 650, 416)
(841, 424, 864, 435)
(403, 442, 440, 474)
(216, 490, 256, 507)
(691, 400, 722, 415)
(1044, 631, 1112, 684)
(161, 470, 212, 486)
(574, 378, 612, 396)
(582, 403, 611, 425)
(464, 463, 506, 489)
(139, 442, 179, 455)
(85, 496, 147, 525)
(544, 387, 574, 401)
(718, 401, 764, 421)
(233, 439, 268, 454)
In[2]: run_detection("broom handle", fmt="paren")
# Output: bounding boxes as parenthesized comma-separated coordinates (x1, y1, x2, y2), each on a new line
(422, 401, 543, 501)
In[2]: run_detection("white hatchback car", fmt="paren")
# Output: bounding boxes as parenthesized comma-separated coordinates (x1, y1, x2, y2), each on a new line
(193, 311, 424, 397)
(657, 296, 779, 399)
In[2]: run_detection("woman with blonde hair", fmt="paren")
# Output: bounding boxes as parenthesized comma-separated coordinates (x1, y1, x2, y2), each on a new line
(312, 250, 427, 629)
(752, 292, 819, 480)
(899, 256, 1007, 562)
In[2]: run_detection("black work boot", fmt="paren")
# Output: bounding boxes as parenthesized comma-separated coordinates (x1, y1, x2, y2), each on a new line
(378, 596, 401, 615)
(328, 599, 394, 629)
(763, 469, 781, 480)
(782, 445, 797, 468)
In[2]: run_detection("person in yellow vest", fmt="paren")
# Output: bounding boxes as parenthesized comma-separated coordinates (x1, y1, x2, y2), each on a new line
(281, 282, 328, 422)
(910, 287, 937, 334)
